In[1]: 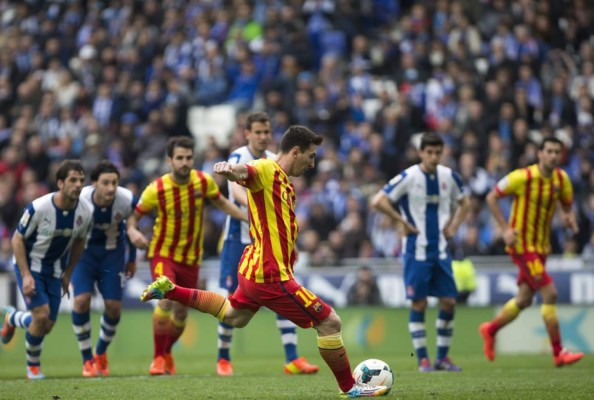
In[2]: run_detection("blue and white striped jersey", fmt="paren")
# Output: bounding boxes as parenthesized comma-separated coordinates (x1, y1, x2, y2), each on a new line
(80, 185, 137, 250)
(382, 164, 466, 261)
(14, 192, 93, 278)
(222, 146, 275, 244)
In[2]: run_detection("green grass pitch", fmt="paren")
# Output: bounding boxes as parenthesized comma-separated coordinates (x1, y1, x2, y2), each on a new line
(0, 307, 592, 399)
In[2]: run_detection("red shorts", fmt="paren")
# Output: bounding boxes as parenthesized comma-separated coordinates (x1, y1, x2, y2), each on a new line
(229, 274, 332, 329)
(150, 256, 199, 289)
(510, 252, 552, 290)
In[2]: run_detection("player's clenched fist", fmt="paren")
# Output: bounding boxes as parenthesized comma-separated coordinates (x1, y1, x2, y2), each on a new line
(214, 161, 233, 175)
(214, 161, 248, 182)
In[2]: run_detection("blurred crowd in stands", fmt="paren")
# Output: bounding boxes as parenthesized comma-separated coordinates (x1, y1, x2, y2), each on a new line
(0, 0, 593, 269)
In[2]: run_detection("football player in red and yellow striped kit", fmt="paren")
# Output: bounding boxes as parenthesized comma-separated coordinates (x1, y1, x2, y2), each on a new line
(139, 126, 388, 397)
(480, 137, 584, 367)
(127, 136, 247, 376)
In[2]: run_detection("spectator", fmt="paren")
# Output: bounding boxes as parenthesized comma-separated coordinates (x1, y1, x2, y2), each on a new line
(0, 0, 592, 260)
(346, 266, 383, 306)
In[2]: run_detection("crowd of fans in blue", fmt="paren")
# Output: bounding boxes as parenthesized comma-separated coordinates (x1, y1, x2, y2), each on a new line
(1, 0, 593, 269)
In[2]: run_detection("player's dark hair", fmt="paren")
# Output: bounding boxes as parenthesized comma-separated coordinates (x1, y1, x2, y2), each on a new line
(90, 160, 120, 182)
(166, 136, 195, 158)
(419, 132, 444, 150)
(279, 125, 323, 153)
(56, 159, 85, 182)
(245, 111, 270, 131)
(540, 136, 563, 150)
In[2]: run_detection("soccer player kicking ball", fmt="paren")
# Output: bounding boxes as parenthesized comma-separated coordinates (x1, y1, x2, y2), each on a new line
(480, 137, 584, 367)
(216, 112, 318, 376)
(140, 126, 388, 397)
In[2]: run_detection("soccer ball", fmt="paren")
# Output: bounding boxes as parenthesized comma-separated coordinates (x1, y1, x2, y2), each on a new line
(353, 359, 394, 392)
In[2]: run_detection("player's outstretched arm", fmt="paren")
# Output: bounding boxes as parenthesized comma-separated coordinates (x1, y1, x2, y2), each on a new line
(214, 161, 248, 182)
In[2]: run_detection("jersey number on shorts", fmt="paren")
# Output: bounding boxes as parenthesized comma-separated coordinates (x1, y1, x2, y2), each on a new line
(295, 287, 317, 307)
(526, 259, 543, 276)
(154, 261, 164, 277)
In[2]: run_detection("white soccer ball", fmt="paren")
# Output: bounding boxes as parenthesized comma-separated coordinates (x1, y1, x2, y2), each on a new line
(353, 359, 394, 392)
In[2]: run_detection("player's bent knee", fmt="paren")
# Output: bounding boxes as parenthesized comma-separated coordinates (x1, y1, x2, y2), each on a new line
(232, 319, 249, 328)
(104, 300, 122, 316)
(32, 308, 51, 323)
(439, 297, 457, 310)
(226, 316, 250, 328)
(516, 298, 532, 309)
(44, 323, 55, 334)
(158, 299, 174, 311)
(173, 310, 188, 321)
(316, 309, 342, 335)
(411, 299, 428, 311)
(542, 293, 557, 304)
(34, 318, 54, 334)
(223, 307, 254, 328)
(74, 296, 92, 313)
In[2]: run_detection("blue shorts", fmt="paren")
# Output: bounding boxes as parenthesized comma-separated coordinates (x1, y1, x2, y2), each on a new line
(219, 239, 248, 292)
(403, 255, 458, 300)
(14, 266, 61, 322)
(71, 246, 126, 300)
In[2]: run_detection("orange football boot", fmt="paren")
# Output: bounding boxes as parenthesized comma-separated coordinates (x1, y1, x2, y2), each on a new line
(216, 359, 234, 376)
(479, 322, 496, 361)
(284, 357, 320, 374)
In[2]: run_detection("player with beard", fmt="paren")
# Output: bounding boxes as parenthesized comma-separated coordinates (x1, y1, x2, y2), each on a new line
(127, 136, 247, 376)
(480, 137, 584, 367)
(1, 160, 93, 379)
(139, 126, 388, 397)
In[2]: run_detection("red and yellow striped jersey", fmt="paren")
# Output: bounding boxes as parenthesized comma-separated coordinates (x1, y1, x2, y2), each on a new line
(136, 170, 221, 266)
(237, 158, 297, 283)
(495, 164, 573, 255)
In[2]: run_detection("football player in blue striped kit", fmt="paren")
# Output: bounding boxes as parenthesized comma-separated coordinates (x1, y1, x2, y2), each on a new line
(371, 132, 470, 372)
(1, 160, 93, 379)
(70, 161, 138, 377)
